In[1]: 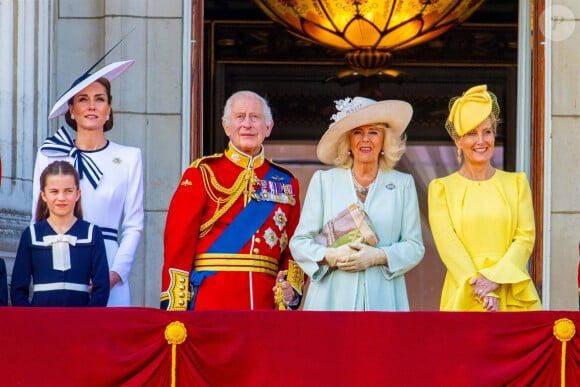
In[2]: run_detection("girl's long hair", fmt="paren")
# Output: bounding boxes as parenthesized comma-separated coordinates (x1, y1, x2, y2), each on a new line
(35, 161, 84, 222)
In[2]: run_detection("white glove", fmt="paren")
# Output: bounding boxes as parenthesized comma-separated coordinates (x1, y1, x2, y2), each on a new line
(324, 243, 357, 268)
(338, 240, 386, 272)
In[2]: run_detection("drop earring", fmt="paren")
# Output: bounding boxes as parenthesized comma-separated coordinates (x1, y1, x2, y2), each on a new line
(71, 114, 75, 120)
(457, 148, 462, 164)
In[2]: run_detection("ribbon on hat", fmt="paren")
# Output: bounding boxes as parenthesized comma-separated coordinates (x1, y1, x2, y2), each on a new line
(447, 85, 493, 137)
(39, 127, 104, 189)
(43, 234, 77, 271)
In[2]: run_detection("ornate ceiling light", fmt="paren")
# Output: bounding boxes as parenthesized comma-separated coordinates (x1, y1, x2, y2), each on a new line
(254, 0, 486, 76)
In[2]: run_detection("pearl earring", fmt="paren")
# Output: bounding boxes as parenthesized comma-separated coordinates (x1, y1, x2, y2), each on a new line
(106, 115, 110, 121)
(380, 150, 385, 155)
(71, 114, 75, 120)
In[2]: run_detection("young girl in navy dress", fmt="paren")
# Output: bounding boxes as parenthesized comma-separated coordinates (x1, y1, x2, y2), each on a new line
(11, 161, 110, 306)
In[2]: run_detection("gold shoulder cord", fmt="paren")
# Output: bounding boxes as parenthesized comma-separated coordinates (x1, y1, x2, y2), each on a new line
(198, 164, 254, 237)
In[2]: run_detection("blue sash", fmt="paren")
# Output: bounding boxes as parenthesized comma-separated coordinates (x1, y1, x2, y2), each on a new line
(189, 271, 217, 310)
(188, 165, 292, 310)
(206, 165, 292, 253)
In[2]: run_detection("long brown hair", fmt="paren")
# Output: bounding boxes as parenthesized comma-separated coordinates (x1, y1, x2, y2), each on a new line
(64, 77, 114, 132)
(35, 161, 84, 222)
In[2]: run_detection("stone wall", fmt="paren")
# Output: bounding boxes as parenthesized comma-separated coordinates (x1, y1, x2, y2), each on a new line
(549, 0, 580, 310)
(0, 0, 186, 307)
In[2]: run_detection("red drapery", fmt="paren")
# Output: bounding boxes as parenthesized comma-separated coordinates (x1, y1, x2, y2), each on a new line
(0, 308, 578, 386)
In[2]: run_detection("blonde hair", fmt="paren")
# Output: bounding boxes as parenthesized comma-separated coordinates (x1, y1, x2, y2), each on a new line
(333, 123, 406, 171)
(448, 113, 500, 140)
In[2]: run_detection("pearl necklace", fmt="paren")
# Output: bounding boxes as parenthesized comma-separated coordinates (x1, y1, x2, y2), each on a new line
(351, 169, 375, 197)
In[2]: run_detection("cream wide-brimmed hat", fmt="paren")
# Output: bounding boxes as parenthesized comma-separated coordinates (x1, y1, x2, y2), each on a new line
(316, 96, 413, 165)
(48, 59, 135, 120)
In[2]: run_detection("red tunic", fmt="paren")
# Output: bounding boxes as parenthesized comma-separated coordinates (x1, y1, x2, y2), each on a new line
(161, 144, 300, 310)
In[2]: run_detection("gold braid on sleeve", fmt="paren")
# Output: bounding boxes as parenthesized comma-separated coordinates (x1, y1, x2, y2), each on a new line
(198, 164, 254, 238)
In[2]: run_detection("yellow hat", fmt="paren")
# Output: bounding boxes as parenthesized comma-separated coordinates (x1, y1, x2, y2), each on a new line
(445, 85, 499, 138)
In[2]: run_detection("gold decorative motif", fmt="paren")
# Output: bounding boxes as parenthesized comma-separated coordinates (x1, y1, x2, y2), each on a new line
(113, 157, 121, 164)
(180, 179, 193, 187)
(554, 318, 576, 342)
(165, 321, 187, 387)
(165, 321, 187, 345)
(198, 163, 253, 237)
(167, 268, 191, 311)
(194, 253, 280, 277)
(288, 261, 305, 295)
(275, 261, 305, 310)
(274, 282, 285, 310)
(553, 318, 576, 387)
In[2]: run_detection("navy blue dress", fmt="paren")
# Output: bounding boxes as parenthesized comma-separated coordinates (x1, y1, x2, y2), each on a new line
(11, 219, 110, 307)
(0, 259, 7, 306)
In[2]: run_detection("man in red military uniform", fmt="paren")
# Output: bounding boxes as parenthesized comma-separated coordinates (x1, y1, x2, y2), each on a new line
(161, 90, 303, 311)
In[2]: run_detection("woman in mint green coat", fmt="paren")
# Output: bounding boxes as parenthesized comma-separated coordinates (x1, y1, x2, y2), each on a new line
(289, 96, 424, 311)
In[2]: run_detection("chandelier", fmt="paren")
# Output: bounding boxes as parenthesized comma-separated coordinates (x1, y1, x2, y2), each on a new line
(253, 0, 486, 75)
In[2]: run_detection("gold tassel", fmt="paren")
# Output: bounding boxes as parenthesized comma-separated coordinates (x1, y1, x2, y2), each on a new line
(165, 321, 188, 387)
(553, 318, 576, 387)
(274, 279, 286, 310)
(274, 262, 305, 310)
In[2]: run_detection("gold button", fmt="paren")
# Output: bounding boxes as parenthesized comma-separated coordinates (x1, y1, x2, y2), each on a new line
(179, 292, 185, 298)
(178, 300, 185, 305)
(179, 285, 185, 290)
(253, 248, 259, 254)
(255, 238, 261, 243)
(179, 277, 185, 283)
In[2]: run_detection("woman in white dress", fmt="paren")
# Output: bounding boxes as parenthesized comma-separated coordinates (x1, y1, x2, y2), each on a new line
(289, 97, 424, 311)
(32, 60, 143, 306)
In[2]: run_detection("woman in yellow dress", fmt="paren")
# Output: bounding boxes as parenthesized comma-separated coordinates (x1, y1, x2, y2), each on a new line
(428, 85, 542, 311)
